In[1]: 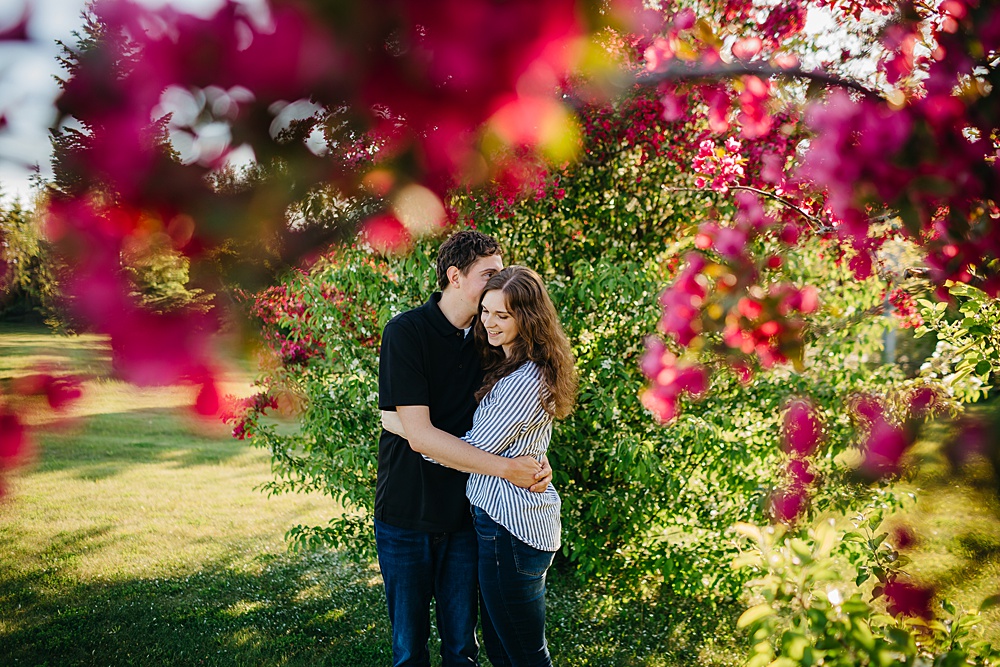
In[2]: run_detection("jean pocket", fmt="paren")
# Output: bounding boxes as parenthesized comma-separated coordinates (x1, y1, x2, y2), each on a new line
(511, 538, 554, 577)
(473, 509, 498, 542)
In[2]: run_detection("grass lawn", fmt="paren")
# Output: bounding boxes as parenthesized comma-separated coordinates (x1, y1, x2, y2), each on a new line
(0, 325, 742, 666)
(897, 414, 1000, 639)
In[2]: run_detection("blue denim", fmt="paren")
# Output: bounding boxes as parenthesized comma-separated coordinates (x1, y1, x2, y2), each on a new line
(473, 506, 555, 667)
(374, 519, 480, 666)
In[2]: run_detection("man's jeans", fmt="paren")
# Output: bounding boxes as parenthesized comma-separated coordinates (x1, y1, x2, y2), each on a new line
(374, 519, 479, 666)
(473, 506, 555, 667)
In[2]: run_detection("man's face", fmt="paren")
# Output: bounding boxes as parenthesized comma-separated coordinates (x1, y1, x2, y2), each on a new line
(455, 254, 503, 316)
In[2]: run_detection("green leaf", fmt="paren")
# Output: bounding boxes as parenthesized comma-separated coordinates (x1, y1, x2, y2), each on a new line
(732, 553, 761, 570)
(781, 631, 809, 660)
(769, 658, 799, 667)
(790, 538, 813, 562)
(975, 360, 992, 375)
(738, 603, 776, 629)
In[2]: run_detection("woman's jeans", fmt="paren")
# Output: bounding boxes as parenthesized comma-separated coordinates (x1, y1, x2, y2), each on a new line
(473, 506, 555, 667)
(374, 519, 479, 666)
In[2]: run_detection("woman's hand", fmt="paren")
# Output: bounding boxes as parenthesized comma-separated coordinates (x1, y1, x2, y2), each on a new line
(381, 410, 406, 437)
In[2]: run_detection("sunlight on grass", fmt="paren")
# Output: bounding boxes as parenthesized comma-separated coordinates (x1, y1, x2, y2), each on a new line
(9, 324, 997, 664)
(895, 414, 1000, 639)
(0, 325, 744, 666)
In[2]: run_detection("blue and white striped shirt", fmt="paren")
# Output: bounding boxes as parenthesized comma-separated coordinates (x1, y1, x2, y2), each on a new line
(463, 361, 561, 552)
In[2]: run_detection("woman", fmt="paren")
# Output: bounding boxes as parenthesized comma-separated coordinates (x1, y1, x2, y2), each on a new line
(385, 265, 577, 667)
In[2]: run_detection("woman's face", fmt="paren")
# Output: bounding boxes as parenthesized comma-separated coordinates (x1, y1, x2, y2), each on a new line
(480, 289, 519, 356)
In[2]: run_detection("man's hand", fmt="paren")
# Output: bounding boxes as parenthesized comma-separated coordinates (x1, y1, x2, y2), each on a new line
(503, 455, 544, 489)
(529, 454, 552, 493)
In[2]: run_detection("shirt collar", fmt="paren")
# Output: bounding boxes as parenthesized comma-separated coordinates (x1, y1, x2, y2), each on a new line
(424, 292, 466, 338)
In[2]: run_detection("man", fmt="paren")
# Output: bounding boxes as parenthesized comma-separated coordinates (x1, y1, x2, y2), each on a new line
(376, 230, 551, 666)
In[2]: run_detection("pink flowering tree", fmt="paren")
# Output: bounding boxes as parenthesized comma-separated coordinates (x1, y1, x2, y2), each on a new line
(225, 70, 946, 600)
(0, 0, 998, 639)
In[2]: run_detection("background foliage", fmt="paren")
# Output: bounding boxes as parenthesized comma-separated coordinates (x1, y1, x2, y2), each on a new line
(235, 95, 934, 599)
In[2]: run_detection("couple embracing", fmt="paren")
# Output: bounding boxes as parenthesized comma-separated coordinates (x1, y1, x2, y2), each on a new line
(375, 230, 577, 667)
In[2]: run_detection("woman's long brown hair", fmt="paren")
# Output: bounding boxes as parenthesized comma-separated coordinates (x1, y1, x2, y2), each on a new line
(473, 266, 577, 419)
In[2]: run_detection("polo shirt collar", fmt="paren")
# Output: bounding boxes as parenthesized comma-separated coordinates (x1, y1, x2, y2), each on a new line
(424, 292, 468, 337)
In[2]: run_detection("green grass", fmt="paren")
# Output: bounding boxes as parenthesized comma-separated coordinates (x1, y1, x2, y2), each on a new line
(0, 324, 741, 666)
(895, 413, 1000, 638)
(4, 324, 998, 665)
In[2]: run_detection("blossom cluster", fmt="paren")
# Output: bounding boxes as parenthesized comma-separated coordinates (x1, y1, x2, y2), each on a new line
(852, 394, 916, 479)
(639, 337, 708, 424)
(220, 391, 279, 440)
(770, 398, 822, 524)
(887, 287, 923, 329)
(691, 138, 745, 194)
(799, 0, 1000, 292)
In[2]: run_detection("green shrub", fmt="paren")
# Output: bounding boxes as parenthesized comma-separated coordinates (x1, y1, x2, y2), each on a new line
(735, 509, 1000, 666)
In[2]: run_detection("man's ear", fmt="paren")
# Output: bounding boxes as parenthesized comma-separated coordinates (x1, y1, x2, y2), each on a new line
(446, 265, 462, 288)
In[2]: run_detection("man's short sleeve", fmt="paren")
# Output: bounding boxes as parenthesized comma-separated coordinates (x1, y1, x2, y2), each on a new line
(379, 317, 431, 410)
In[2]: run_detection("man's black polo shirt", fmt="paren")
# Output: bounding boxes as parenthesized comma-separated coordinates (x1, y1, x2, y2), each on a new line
(376, 292, 482, 533)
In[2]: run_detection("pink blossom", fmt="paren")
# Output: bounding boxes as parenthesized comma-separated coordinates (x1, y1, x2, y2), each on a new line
(908, 387, 936, 418)
(737, 76, 772, 139)
(660, 90, 688, 122)
(640, 387, 677, 424)
(860, 418, 911, 478)
(731, 37, 762, 61)
(713, 227, 748, 258)
(783, 398, 822, 456)
(0, 410, 26, 461)
(640, 338, 709, 423)
(362, 214, 411, 254)
(884, 581, 934, 618)
(703, 86, 731, 134)
(737, 298, 763, 319)
(644, 37, 674, 72)
(673, 8, 696, 30)
(760, 152, 785, 184)
(785, 459, 816, 488)
(771, 487, 808, 523)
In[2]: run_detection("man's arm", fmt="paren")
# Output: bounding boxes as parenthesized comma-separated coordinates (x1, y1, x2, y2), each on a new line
(383, 409, 552, 492)
(397, 405, 544, 489)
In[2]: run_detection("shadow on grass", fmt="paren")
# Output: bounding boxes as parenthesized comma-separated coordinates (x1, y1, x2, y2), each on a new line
(0, 542, 742, 667)
(0, 325, 111, 374)
(0, 525, 119, 608)
(1, 549, 392, 667)
(33, 408, 250, 481)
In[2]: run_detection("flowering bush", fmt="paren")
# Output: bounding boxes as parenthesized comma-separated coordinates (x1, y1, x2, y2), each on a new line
(237, 106, 940, 595)
(916, 282, 1000, 405)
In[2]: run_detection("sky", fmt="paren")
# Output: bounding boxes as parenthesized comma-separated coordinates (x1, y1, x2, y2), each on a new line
(0, 0, 89, 203)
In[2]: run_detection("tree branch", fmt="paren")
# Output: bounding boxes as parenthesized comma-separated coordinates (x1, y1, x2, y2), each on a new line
(634, 62, 882, 100)
(662, 185, 835, 233)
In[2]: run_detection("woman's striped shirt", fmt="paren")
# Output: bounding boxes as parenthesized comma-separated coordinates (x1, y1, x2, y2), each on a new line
(463, 360, 560, 552)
